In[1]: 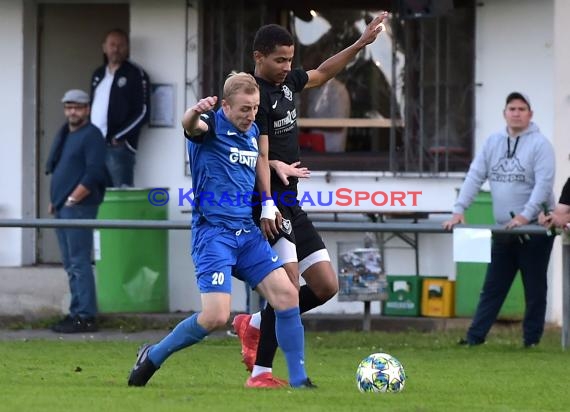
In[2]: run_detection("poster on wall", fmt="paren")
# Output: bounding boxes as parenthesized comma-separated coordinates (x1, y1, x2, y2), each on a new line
(337, 235, 387, 302)
(149, 83, 175, 128)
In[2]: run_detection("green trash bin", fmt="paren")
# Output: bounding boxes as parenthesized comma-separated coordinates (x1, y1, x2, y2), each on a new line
(455, 191, 524, 319)
(95, 188, 169, 313)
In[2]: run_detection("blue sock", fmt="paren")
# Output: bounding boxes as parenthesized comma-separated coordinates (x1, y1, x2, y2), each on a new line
(148, 313, 209, 366)
(274, 306, 307, 387)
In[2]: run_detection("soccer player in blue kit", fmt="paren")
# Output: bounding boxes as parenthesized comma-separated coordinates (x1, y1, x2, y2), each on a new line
(127, 72, 314, 388)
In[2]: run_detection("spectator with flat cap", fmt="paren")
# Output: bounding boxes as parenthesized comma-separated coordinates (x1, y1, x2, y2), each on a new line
(46, 89, 107, 333)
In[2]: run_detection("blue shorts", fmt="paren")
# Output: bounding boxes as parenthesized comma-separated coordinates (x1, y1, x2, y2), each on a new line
(192, 223, 283, 293)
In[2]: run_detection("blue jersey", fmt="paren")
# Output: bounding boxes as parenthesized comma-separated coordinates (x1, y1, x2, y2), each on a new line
(186, 109, 260, 229)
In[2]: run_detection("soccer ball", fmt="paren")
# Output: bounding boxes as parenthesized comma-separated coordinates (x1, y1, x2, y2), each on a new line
(356, 352, 406, 393)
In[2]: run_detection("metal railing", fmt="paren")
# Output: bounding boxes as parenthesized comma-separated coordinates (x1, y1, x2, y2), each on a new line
(0, 218, 567, 349)
(0, 218, 556, 233)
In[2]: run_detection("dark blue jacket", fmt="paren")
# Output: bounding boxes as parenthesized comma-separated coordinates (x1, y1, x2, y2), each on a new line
(46, 122, 107, 210)
(91, 60, 150, 152)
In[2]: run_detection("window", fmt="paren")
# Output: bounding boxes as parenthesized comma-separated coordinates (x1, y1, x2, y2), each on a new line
(200, 0, 475, 173)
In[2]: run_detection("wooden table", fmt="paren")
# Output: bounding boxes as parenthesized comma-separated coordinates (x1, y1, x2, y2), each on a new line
(298, 118, 404, 128)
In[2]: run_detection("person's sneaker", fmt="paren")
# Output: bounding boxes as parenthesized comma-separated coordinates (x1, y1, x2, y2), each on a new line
(524, 341, 539, 348)
(457, 337, 484, 347)
(232, 314, 260, 372)
(51, 315, 74, 332)
(51, 315, 98, 333)
(128, 344, 159, 387)
(245, 372, 288, 388)
(76, 317, 97, 332)
(292, 378, 317, 389)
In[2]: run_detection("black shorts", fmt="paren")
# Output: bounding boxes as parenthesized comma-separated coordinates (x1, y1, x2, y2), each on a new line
(252, 203, 326, 261)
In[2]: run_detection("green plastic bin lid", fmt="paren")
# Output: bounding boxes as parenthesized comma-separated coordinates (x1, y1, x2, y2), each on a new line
(106, 187, 170, 191)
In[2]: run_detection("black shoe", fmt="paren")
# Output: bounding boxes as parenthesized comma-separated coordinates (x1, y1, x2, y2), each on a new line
(524, 341, 539, 348)
(457, 337, 484, 347)
(51, 315, 74, 332)
(128, 344, 159, 387)
(51, 316, 98, 333)
(293, 378, 317, 389)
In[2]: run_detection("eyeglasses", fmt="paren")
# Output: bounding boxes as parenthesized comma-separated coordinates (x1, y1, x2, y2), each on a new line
(63, 104, 89, 111)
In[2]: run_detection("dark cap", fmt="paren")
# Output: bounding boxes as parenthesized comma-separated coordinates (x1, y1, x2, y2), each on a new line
(61, 89, 90, 104)
(506, 92, 531, 109)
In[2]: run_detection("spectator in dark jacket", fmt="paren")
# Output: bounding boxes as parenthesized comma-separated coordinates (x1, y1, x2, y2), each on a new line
(90, 28, 150, 187)
(46, 89, 106, 333)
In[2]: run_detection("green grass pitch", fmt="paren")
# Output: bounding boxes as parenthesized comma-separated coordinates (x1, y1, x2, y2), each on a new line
(1, 327, 568, 412)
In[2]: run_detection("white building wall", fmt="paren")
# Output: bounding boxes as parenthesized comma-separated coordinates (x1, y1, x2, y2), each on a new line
(475, 0, 554, 147)
(128, 0, 249, 312)
(475, 0, 560, 323)
(129, 0, 219, 312)
(0, 0, 25, 266)
(21, 1, 38, 266)
(552, 0, 570, 326)
(0, 0, 566, 323)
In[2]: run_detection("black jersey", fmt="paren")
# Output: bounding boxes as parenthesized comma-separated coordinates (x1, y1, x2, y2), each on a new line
(255, 69, 309, 195)
(559, 178, 570, 206)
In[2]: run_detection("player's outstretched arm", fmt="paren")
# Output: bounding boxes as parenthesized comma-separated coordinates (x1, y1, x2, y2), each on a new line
(182, 96, 218, 136)
(305, 11, 389, 89)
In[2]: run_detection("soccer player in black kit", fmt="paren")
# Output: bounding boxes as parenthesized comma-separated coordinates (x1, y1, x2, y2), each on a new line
(233, 12, 389, 388)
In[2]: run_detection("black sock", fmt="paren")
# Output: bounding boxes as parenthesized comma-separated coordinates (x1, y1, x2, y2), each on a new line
(299, 285, 324, 314)
(255, 285, 326, 369)
(255, 304, 278, 368)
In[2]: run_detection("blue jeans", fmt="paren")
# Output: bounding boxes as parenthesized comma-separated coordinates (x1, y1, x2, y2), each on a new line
(55, 204, 99, 318)
(106, 144, 135, 187)
(467, 233, 554, 345)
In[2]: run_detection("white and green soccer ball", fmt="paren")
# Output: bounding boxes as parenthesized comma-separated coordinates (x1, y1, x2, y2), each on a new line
(356, 352, 406, 393)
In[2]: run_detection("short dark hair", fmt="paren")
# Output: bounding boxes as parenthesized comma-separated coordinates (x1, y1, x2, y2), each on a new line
(253, 24, 294, 56)
(104, 28, 129, 44)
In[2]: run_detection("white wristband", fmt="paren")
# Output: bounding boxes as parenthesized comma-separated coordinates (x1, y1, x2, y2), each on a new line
(260, 198, 278, 220)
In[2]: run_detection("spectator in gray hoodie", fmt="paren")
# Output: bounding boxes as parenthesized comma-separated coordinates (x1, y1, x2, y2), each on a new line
(443, 92, 555, 347)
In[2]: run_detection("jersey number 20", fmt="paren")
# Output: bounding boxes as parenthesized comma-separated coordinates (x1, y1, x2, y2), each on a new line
(212, 272, 225, 285)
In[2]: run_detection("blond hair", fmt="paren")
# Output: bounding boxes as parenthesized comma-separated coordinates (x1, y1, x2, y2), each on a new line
(223, 72, 259, 101)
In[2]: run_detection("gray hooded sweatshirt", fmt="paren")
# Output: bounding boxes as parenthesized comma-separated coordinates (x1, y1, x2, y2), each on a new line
(454, 122, 555, 224)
